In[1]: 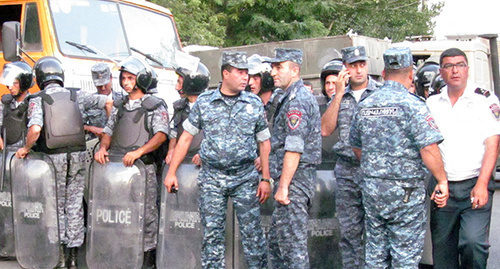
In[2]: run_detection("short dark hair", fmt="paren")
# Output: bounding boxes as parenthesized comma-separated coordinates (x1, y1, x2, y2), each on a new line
(303, 81, 313, 87)
(440, 48, 468, 66)
(221, 63, 235, 77)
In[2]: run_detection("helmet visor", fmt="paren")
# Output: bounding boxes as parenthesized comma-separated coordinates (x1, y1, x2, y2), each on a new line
(0, 64, 24, 87)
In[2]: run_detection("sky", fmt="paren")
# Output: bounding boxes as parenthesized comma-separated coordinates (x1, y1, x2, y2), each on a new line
(429, 0, 500, 38)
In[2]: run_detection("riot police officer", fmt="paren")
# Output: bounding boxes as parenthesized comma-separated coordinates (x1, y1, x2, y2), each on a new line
(415, 61, 439, 99)
(165, 59, 210, 165)
(15, 56, 110, 268)
(0, 61, 33, 260)
(320, 58, 343, 100)
(94, 56, 169, 268)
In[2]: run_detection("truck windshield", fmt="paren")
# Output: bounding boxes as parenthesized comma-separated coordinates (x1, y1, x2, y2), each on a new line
(49, 0, 180, 65)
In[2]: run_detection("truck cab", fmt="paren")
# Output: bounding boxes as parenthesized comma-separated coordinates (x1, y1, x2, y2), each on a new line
(0, 0, 182, 111)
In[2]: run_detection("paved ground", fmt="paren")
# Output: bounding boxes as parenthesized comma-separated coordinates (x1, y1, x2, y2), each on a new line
(3, 185, 500, 269)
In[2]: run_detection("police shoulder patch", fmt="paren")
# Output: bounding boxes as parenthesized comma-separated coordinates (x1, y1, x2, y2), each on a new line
(489, 103, 500, 121)
(425, 115, 439, 131)
(287, 110, 302, 130)
(474, 88, 490, 97)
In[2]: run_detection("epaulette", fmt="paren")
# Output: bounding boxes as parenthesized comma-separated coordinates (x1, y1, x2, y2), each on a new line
(474, 88, 490, 97)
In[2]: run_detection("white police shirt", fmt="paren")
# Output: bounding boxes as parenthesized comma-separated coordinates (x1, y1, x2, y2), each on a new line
(426, 82, 500, 181)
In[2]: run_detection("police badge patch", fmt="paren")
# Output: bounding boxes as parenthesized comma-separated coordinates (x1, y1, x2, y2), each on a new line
(287, 110, 302, 130)
(489, 103, 500, 121)
(425, 115, 439, 131)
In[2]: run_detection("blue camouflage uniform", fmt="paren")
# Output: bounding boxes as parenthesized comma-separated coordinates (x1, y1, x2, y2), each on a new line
(83, 90, 121, 141)
(349, 47, 443, 268)
(103, 94, 169, 252)
(332, 70, 380, 268)
(268, 50, 322, 269)
(182, 84, 270, 268)
(27, 83, 108, 248)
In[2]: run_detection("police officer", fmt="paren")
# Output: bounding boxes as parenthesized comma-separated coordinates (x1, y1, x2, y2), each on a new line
(349, 47, 449, 268)
(320, 46, 381, 268)
(320, 58, 343, 100)
(267, 48, 321, 269)
(94, 56, 168, 268)
(247, 54, 283, 130)
(426, 48, 500, 269)
(83, 63, 120, 140)
(164, 51, 271, 268)
(165, 59, 210, 165)
(0, 61, 33, 260)
(415, 60, 440, 99)
(15, 56, 110, 268)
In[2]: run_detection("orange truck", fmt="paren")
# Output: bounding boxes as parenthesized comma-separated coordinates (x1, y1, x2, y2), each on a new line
(0, 0, 182, 111)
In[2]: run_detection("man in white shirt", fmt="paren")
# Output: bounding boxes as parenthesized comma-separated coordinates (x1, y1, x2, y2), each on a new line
(426, 47, 500, 269)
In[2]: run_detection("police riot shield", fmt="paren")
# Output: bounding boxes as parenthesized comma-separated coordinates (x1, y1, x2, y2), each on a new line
(86, 154, 147, 269)
(0, 150, 15, 258)
(157, 164, 203, 269)
(308, 170, 341, 268)
(84, 138, 99, 201)
(10, 152, 60, 268)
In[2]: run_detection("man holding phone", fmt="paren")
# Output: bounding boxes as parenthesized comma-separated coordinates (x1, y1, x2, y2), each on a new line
(320, 46, 381, 268)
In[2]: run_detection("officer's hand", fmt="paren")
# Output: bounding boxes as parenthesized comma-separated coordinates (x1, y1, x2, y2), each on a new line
(94, 148, 109, 164)
(0, 137, 4, 150)
(256, 181, 271, 204)
(471, 183, 489, 209)
(431, 182, 449, 208)
(191, 154, 201, 166)
(105, 99, 113, 117)
(335, 69, 350, 96)
(274, 186, 290, 205)
(254, 157, 262, 172)
(164, 173, 179, 193)
(123, 150, 141, 167)
(165, 149, 174, 165)
(15, 147, 29, 159)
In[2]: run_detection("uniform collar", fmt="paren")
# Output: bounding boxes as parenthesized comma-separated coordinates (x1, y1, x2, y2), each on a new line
(436, 81, 475, 103)
(345, 76, 379, 96)
(209, 87, 252, 104)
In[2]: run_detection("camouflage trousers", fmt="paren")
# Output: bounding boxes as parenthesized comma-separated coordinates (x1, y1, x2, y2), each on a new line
(144, 164, 159, 252)
(362, 178, 426, 269)
(198, 164, 267, 269)
(336, 175, 365, 269)
(50, 151, 86, 248)
(269, 168, 314, 269)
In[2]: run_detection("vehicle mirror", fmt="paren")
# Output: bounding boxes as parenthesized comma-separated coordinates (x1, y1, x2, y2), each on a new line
(2, 21, 22, 62)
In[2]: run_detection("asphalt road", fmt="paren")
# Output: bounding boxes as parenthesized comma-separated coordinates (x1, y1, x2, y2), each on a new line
(2, 186, 500, 269)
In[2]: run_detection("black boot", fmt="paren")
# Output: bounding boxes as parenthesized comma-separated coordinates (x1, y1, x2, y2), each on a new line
(56, 244, 67, 269)
(67, 247, 78, 269)
(142, 249, 156, 269)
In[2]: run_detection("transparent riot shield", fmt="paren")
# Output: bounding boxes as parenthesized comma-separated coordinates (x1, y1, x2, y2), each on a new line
(157, 164, 202, 269)
(308, 170, 341, 268)
(86, 155, 147, 269)
(0, 150, 15, 258)
(10, 152, 60, 269)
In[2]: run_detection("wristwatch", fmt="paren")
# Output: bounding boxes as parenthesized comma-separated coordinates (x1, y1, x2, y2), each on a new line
(260, 177, 274, 185)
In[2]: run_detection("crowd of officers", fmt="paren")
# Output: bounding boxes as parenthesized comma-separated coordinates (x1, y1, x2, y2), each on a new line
(0, 43, 498, 269)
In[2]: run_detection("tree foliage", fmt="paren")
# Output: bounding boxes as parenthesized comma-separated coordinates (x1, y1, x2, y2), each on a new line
(153, 0, 443, 47)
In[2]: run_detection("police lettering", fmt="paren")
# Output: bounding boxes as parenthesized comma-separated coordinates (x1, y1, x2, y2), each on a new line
(360, 107, 398, 117)
(0, 199, 12, 207)
(174, 221, 195, 229)
(0, 193, 12, 207)
(170, 210, 201, 230)
(96, 209, 132, 225)
(20, 201, 44, 220)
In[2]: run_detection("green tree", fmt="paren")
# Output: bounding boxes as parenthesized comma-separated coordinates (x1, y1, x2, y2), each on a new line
(155, 0, 443, 47)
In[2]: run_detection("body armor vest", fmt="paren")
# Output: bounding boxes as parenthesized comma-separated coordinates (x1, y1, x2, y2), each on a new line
(111, 95, 164, 164)
(34, 89, 86, 154)
(1, 95, 29, 146)
(172, 98, 203, 159)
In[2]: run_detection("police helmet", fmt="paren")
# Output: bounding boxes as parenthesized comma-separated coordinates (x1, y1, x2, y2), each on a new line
(247, 54, 274, 94)
(0, 61, 34, 92)
(118, 56, 153, 93)
(147, 68, 159, 94)
(415, 62, 439, 98)
(33, 56, 64, 90)
(176, 62, 210, 95)
(320, 58, 343, 95)
(429, 74, 446, 97)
